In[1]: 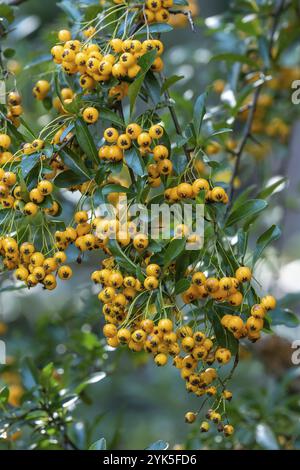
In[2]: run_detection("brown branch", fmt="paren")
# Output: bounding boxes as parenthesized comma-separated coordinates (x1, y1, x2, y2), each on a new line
(228, 0, 287, 205)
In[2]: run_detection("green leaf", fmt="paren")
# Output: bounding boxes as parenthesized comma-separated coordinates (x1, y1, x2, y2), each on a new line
(98, 108, 124, 127)
(135, 23, 173, 36)
(108, 240, 137, 273)
(161, 75, 184, 93)
(128, 50, 157, 115)
(144, 72, 161, 105)
(258, 36, 271, 69)
(125, 147, 145, 177)
(54, 170, 87, 188)
(146, 440, 169, 450)
(23, 54, 52, 70)
(237, 228, 249, 259)
(89, 438, 107, 450)
(0, 5, 14, 23)
(102, 184, 131, 196)
(5, 120, 26, 147)
(175, 279, 190, 294)
(209, 128, 233, 138)
(231, 185, 256, 211)
(193, 92, 207, 136)
(210, 53, 258, 68)
(21, 153, 40, 178)
(257, 177, 287, 199)
(225, 199, 267, 227)
(164, 238, 186, 268)
(75, 118, 98, 163)
(216, 240, 239, 273)
(278, 293, 300, 309)
(60, 148, 91, 180)
(270, 308, 299, 328)
(253, 225, 281, 265)
(0, 387, 9, 405)
(208, 308, 238, 354)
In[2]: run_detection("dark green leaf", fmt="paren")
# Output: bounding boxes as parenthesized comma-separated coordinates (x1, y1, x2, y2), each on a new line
(108, 240, 137, 272)
(164, 238, 186, 268)
(60, 148, 92, 179)
(175, 279, 190, 294)
(21, 153, 40, 178)
(54, 170, 87, 188)
(125, 147, 145, 177)
(0, 387, 9, 405)
(128, 50, 157, 115)
(161, 75, 184, 93)
(225, 199, 267, 227)
(208, 308, 238, 354)
(98, 108, 124, 127)
(253, 225, 281, 265)
(193, 92, 207, 136)
(144, 72, 161, 105)
(257, 177, 287, 199)
(270, 308, 299, 328)
(75, 118, 98, 163)
(135, 23, 173, 36)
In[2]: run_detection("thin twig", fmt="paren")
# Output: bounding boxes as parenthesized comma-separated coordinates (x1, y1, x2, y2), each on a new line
(227, 0, 287, 205)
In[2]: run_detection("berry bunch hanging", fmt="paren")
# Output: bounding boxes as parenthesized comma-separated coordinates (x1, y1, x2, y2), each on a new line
(0, 0, 297, 438)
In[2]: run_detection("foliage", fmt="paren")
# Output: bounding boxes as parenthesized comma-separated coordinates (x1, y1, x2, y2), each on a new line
(0, 0, 300, 450)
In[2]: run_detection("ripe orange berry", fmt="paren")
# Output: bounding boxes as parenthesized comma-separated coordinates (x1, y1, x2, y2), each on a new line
(58, 29, 72, 42)
(82, 107, 99, 123)
(154, 353, 168, 366)
(235, 266, 252, 283)
(126, 123, 142, 140)
(185, 412, 197, 423)
(261, 295, 276, 311)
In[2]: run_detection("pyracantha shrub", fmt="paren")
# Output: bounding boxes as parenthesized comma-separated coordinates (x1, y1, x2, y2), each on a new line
(0, 0, 299, 437)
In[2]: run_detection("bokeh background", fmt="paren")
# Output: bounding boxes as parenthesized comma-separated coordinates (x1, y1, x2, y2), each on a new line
(1, 0, 300, 450)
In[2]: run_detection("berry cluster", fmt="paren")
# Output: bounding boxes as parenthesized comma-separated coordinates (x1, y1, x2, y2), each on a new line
(5, 92, 24, 128)
(0, 0, 293, 439)
(50, 31, 164, 95)
(165, 179, 228, 204)
(1, 238, 72, 290)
